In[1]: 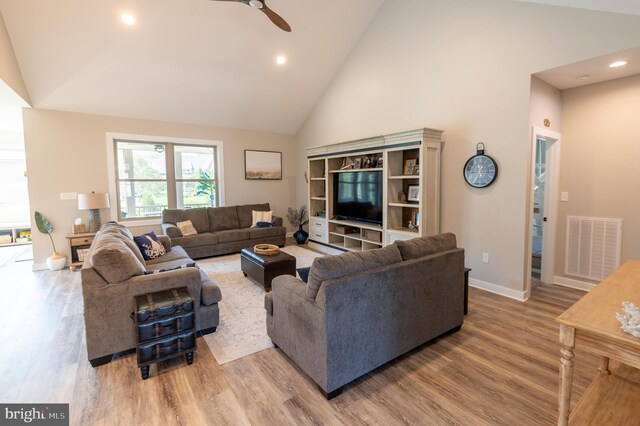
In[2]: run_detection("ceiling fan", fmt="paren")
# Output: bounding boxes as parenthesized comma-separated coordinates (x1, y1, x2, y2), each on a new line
(211, 0, 291, 32)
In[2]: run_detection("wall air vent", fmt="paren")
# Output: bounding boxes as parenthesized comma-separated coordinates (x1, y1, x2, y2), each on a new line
(565, 216, 623, 282)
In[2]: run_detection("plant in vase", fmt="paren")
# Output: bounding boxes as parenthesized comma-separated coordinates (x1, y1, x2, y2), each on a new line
(287, 205, 309, 244)
(35, 211, 67, 270)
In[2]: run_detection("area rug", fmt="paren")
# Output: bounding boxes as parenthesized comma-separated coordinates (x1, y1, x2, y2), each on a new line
(197, 245, 321, 365)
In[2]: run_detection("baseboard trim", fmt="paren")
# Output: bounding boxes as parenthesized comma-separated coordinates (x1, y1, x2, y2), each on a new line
(32, 263, 49, 271)
(469, 278, 528, 302)
(553, 276, 594, 292)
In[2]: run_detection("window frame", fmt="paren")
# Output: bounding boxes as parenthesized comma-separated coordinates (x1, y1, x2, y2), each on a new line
(106, 133, 224, 227)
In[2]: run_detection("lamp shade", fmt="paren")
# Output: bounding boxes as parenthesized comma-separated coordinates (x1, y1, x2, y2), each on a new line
(78, 192, 110, 210)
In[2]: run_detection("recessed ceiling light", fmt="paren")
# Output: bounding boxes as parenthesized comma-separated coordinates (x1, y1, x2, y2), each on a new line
(576, 75, 590, 81)
(609, 60, 628, 68)
(121, 13, 136, 26)
(276, 55, 286, 65)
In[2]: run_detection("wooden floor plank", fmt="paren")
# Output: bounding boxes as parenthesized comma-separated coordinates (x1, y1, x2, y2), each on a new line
(0, 248, 604, 425)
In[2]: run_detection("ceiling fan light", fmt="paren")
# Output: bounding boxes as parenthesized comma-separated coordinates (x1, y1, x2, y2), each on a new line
(248, 0, 264, 9)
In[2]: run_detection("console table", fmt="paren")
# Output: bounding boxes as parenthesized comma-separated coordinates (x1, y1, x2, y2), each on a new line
(556, 260, 640, 425)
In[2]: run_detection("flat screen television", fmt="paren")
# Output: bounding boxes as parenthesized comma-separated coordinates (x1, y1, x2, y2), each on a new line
(333, 171, 383, 225)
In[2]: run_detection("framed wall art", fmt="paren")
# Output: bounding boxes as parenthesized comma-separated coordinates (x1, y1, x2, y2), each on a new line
(244, 150, 282, 180)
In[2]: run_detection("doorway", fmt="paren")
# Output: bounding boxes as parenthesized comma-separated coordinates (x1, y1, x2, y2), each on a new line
(529, 127, 561, 286)
(0, 82, 32, 264)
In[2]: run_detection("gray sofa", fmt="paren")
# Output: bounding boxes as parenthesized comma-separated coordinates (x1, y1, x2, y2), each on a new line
(264, 233, 464, 398)
(81, 222, 222, 367)
(161, 203, 286, 259)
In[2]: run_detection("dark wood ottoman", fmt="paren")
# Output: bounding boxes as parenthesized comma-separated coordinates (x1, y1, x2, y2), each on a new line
(241, 248, 296, 292)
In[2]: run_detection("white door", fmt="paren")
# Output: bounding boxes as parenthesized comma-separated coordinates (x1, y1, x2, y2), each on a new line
(529, 127, 561, 286)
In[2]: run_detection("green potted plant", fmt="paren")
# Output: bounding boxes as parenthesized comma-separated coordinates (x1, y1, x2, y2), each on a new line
(287, 205, 309, 244)
(35, 211, 67, 270)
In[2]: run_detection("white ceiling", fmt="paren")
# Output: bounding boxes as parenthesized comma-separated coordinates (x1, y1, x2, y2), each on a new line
(535, 46, 640, 90)
(516, 0, 640, 16)
(3, 1, 640, 134)
(0, 0, 383, 134)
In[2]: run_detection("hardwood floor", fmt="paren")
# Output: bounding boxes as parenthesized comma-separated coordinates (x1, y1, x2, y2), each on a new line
(0, 252, 604, 425)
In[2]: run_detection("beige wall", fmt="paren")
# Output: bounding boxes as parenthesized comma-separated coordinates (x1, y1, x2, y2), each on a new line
(529, 77, 562, 133)
(555, 74, 640, 282)
(296, 0, 640, 297)
(24, 108, 297, 266)
(0, 12, 29, 105)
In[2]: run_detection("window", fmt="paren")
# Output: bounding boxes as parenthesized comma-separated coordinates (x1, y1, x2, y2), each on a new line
(174, 145, 216, 209)
(112, 137, 222, 222)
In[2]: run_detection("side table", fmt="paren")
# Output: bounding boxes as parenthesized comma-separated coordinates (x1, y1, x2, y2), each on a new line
(134, 287, 197, 380)
(65, 232, 96, 271)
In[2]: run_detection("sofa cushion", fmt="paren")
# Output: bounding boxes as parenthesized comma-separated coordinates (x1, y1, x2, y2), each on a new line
(297, 267, 311, 283)
(177, 220, 198, 237)
(90, 234, 146, 284)
(170, 233, 220, 249)
(145, 245, 191, 266)
(394, 233, 457, 261)
(208, 206, 240, 232)
(249, 226, 283, 239)
(251, 210, 273, 227)
(162, 208, 209, 233)
(236, 203, 270, 229)
(306, 244, 402, 300)
(200, 269, 222, 305)
(133, 231, 167, 260)
(217, 229, 250, 243)
(144, 262, 197, 274)
(98, 224, 146, 266)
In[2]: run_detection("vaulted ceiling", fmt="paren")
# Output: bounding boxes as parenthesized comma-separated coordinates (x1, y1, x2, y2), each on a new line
(1, 0, 639, 135)
(0, 0, 383, 134)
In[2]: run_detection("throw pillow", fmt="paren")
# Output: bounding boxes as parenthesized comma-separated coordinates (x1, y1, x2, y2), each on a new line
(256, 221, 274, 228)
(133, 231, 167, 261)
(297, 267, 311, 283)
(251, 210, 273, 228)
(145, 262, 198, 275)
(177, 220, 198, 236)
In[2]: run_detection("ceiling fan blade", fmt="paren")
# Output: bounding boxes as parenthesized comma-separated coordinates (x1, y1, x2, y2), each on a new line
(260, 3, 291, 32)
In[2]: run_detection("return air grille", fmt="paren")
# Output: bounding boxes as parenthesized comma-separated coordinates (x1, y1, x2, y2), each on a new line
(565, 216, 622, 281)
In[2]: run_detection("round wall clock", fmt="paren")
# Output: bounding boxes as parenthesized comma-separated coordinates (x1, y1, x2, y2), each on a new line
(463, 143, 498, 188)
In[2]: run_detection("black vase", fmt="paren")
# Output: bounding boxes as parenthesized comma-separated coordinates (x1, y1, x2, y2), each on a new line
(293, 225, 309, 244)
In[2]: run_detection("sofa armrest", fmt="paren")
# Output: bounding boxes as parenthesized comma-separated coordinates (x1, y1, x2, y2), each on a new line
(102, 268, 204, 305)
(157, 234, 172, 252)
(272, 216, 283, 227)
(162, 223, 182, 238)
(269, 274, 327, 388)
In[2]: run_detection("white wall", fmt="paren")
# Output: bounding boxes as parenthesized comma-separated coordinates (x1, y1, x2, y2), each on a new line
(556, 74, 640, 282)
(24, 108, 297, 266)
(296, 0, 640, 298)
(0, 12, 29, 105)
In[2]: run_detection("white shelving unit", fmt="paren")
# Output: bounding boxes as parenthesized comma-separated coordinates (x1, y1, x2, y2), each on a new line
(306, 128, 443, 252)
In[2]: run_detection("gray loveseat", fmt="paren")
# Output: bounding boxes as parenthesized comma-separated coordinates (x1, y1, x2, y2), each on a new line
(161, 203, 286, 259)
(264, 233, 465, 398)
(81, 222, 222, 367)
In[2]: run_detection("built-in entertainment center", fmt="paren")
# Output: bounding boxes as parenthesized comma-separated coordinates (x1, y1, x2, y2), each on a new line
(306, 128, 443, 253)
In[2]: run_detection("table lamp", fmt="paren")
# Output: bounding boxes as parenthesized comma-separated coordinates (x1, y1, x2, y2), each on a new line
(78, 192, 110, 233)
